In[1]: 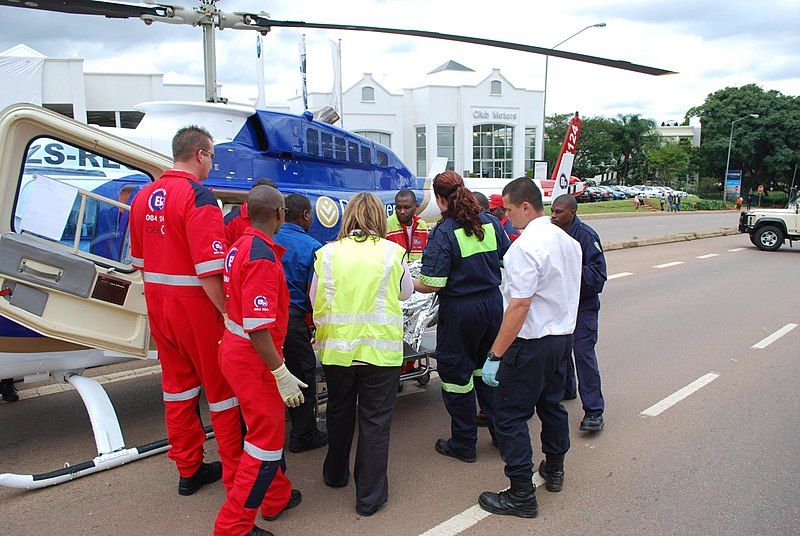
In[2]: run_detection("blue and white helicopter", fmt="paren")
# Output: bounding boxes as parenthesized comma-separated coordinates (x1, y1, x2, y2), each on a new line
(0, 0, 674, 489)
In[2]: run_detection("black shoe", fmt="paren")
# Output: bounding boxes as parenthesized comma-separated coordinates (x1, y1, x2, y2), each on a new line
(476, 411, 488, 427)
(289, 430, 329, 453)
(478, 488, 538, 518)
(356, 502, 384, 517)
(246, 526, 274, 536)
(434, 439, 476, 463)
(563, 392, 577, 401)
(177, 461, 222, 496)
(580, 414, 604, 432)
(491, 436, 499, 449)
(1, 379, 18, 403)
(537, 460, 564, 492)
(262, 489, 302, 521)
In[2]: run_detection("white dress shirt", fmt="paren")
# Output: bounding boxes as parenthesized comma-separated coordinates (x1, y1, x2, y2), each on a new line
(502, 216, 582, 339)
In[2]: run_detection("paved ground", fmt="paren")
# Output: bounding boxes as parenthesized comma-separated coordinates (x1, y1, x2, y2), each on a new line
(583, 210, 739, 244)
(2, 233, 798, 535)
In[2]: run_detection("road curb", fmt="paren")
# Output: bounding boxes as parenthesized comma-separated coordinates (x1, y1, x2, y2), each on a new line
(604, 228, 739, 251)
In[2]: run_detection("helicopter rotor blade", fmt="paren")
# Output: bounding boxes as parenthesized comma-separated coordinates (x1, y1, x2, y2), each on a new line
(245, 17, 676, 76)
(0, 0, 174, 19)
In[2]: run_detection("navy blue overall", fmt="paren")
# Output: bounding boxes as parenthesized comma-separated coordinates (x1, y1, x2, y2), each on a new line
(563, 216, 607, 417)
(420, 212, 510, 457)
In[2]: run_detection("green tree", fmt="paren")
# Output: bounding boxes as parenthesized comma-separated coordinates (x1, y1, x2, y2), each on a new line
(647, 139, 694, 188)
(686, 84, 800, 194)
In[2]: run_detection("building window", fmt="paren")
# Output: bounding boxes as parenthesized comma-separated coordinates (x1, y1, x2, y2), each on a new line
(87, 111, 116, 127)
(361, 86, 375, 102)
(416, 126, 427, 176)
(490, 80, 502, 96)
(524, 127, 537, 175)
(437, 125, 455, 171)
(354, 130, 391, 147)
(472, 124, 514, 178)
(43, 103, 74, 119)
(119, 111, 144, 129)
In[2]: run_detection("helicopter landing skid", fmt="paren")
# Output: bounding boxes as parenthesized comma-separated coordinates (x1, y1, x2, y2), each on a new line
(0, 372, 213, 490)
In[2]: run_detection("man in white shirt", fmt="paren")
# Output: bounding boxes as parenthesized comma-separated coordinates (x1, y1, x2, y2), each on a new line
(478, 177, 582, 519)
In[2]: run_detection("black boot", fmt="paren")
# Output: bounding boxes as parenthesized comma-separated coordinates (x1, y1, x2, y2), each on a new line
(1, 379, 18, 403)
(246, 526, 274, 536)
(580, 413, 604, 432)
(434, 439, 476, 463)
(289, 430, 329, 453)
(538, 458, 565, 492)
(478, 479, 538, 518)
(262, 489, 302, 521)
(177, 461, 222, 496)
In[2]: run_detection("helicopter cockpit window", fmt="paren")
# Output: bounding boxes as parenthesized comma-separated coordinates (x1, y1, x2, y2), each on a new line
(348, 141, 359, 163)
(320, 132, 334, 159)
(334, 137, 347, 162)
(377, 150, 389, 167)
(306, 128, 320, 156)
(14, 137, 153, 270)
(361, 146, 372, 165)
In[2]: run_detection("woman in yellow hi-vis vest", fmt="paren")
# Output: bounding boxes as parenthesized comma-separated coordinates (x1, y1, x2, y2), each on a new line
(311, 192, 413, 517)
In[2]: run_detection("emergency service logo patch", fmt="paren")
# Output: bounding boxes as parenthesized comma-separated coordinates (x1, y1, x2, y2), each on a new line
(559, 173, 569, 190)
(212, 240, 225, 254)
(148, 188, 167, 212)
(225, 247, 238, 273)
(253, 295, 269, 311)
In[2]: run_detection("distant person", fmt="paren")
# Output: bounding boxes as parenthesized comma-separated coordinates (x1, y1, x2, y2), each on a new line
(489, 194, 520, 241)
(746, 193, 753, 210)
(274, 193, 328, 453)
(224, 178, 278, 245)
(667, 193, 674, 212)
(550, 195, 607, 432)
(1, 378, 18, 403)
(473, 191, 490, 212)
(736, 196, 743, 210)
(659, 193, 666, 211)
(634, 195, 641, 211)
(386, 189, 428, 261)
(675, 195, 682, 211)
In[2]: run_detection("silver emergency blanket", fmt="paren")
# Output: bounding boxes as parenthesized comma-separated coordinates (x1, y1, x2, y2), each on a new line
(402, 261, 438, 351)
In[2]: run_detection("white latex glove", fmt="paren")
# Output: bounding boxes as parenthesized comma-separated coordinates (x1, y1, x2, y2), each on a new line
(271, 363, 308, 408)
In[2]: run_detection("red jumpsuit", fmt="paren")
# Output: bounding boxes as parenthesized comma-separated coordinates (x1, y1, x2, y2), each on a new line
(214, 228, 292, 536)
(129, 170, 242, 492)
(224, 201, 252, 246)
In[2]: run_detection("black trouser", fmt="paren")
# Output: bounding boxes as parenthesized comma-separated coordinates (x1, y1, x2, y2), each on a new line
(322, 363, 402, 512)
(284, 315, 319, 442)
(494, 335, 572, 483)
(436, 290, 503, 457)
(565, 311, 605, 416)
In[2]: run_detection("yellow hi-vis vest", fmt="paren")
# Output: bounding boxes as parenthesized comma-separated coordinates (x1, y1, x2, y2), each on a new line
(313, 236, 406, 367)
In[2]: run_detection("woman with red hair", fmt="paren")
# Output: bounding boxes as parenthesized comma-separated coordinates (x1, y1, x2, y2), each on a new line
(414, 171, 510, 462)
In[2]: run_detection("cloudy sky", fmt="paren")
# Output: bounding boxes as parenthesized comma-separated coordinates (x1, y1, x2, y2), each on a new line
(1, 0, 798, 122)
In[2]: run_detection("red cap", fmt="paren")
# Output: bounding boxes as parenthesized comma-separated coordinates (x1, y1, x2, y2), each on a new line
(488, 194, 504, 210)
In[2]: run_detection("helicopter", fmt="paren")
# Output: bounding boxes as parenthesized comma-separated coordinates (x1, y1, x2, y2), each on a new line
(0, 0, 673, 489)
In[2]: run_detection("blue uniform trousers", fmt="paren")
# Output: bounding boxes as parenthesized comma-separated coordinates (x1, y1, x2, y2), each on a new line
(494, 334, 572, 481)
(436, 290, 502, 457)
(565, 311, 605, 416)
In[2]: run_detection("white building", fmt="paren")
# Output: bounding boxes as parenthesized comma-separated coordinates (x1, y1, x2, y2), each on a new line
(288, 60, 544, 179)
(655, 117, 702, 147)
(0, 44, 210, 128)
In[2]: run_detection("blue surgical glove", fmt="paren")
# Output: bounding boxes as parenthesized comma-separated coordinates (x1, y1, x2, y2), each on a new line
(482, 358, 500, 387)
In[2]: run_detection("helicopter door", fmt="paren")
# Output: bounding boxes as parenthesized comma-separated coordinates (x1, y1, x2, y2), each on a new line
(0, 104, 171, 357)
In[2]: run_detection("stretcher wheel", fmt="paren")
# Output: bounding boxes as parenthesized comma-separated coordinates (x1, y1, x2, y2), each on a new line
(417, 372, 431, 386)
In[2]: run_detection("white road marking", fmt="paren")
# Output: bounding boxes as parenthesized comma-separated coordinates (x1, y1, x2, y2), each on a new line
(640, 373, 719, 417)
(696, 253, 719, 259)
(728, 248, 745, 252)
(419, 476, 545, 535)
(751, 323, 798, 349)
(653, 261, 684, 269)
(608, 272, 634, 280)
(18, 364, 162, 400)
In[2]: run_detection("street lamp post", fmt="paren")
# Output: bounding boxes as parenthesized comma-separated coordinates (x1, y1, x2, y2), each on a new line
(723, 113, 759, 204)
(541, 23, 606, 161)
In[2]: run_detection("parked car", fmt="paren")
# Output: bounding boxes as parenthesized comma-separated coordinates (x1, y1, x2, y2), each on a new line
(586, 186, 612, 201)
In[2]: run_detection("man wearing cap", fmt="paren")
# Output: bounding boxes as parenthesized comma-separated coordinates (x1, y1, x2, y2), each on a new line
(488, 194, 520, 242)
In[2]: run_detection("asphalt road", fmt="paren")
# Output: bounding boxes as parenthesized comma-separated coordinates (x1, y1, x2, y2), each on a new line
(1, 233, 798, 535)
(585, 211, 739, 244)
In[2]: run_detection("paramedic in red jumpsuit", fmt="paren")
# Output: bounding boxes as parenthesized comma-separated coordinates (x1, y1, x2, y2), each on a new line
(214, 185, 307, 536)
(129, 126, 241, 496)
